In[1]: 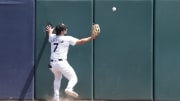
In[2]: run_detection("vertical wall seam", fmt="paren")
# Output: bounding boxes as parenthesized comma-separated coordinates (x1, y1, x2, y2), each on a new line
(152, 0, 156, 101)
(92, 0, 96, 101)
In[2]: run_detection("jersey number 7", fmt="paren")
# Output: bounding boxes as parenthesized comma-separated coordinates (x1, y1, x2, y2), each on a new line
(53, 43, 58, 52)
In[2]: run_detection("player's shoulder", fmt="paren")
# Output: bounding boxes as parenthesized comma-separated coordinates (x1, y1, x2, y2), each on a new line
(65, 35, 73, 37)
(50, 33, 56, 37)
(63, 35, 75, 39)
(62, 36, 78, 42)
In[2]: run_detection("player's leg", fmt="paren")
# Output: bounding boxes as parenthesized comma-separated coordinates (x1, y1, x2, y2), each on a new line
(54, 71, 62, 100)
(58, 60, 79, 98)
(50, 65, 62, 101)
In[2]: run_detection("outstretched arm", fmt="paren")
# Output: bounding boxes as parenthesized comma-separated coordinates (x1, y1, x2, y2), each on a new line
(76, 36, 92, 45)
(76, 24, 100, 45)
(46, 23, 100, 45)
(76, 35, 97, 45)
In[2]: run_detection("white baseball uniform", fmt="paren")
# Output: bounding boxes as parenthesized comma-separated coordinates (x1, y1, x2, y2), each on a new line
(48, 34, 78, 99)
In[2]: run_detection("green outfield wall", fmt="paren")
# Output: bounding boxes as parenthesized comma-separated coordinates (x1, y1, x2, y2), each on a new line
(35, 0, 93, 99)
(94, 0, 153, 100)
(154, 0, 180, 101)
(35, 0, 180, 100)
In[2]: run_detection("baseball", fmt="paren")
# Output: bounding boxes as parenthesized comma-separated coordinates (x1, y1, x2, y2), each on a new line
(112, 6, 116, 12)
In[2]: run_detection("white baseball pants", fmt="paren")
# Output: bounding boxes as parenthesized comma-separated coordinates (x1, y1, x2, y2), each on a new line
(49, 59, 78, 98)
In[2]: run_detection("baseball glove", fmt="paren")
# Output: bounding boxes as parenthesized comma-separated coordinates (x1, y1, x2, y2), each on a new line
(92, 24, 100, 38)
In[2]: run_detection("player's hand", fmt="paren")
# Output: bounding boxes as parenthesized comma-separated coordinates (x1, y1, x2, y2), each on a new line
(91, 24, 100, 39)
(46, 25, 54, 34)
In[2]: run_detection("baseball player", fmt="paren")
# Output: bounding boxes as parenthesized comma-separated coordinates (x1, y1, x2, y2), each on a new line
(46, 23, 100, 101)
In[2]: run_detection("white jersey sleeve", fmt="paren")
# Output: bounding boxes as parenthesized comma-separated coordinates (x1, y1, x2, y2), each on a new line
(48, 34, 56, 42)
(68, 36, 79, 46)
